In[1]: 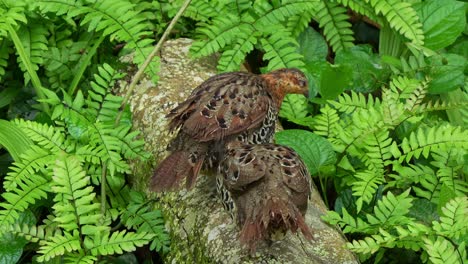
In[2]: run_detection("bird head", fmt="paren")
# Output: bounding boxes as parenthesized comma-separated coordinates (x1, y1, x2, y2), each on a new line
(261, 68, 309, 106)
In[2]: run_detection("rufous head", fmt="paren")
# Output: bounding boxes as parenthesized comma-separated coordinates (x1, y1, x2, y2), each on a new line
(261, 68, 309, 106)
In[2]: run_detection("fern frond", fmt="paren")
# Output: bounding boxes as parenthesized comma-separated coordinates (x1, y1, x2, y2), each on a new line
(16, 22, 48, 83)
(3, 146, 54, 191)
(12, 223, 59, 243)
(413, 169, 441, 202)
(432, 197, 468, 240)
(315, 1, 354, 52)
(362, 130, 394, 171)
(366, 0, 424, 45)
(260, 31, 305, 71)
(398, 125, 468, 163)
(253, 0, 315, 28)
(286, 9, 315, 38)
(0, 40, 10, 81)
(217, 30, 257, 72)
(183, 0, 222, 22)
(352, 170, 384, 212)
(330, 91, 380, 114)
(0, 4, 27, 38)
(37, 230, 82, 262)
(14, 119, 73, 152)
(322, 208, 371, 233)
(191, 14, 244, 57)
(37, 0, 158, 82)
(64, 254, 97, 264)
(51, 155, 104, 234)
(389, 163, 434, 190)
(85, 230, 154, 256)
(113, 126, 149, 160)
(347, 228, 395, 254)
(312, 104, 340, 138)
(338, 0, 381, 24)
(366, 190, 413, 227)
(0, 176, 50, 228)
(121, 192, 168, 251)
(423, 236, 465, 264)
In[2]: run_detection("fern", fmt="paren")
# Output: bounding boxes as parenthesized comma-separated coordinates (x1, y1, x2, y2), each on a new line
(15, 21, 48, 84)
(312, 104, 340, 138)
(0, 176, 50, 228)
(34, 0, 159, 83)
(432, 197, 468, 240)
(365, 0, 424, 45)
(3, 146, 53, 191)
(121, 191, 169, 252)
(314, 1, 354, 52)
(37, 231, 82, 262)
(398, 125, 468, 163)
(286, 9, 315, 38)
(190, 0, 314, 72)
(352, 170, 384, 212)
(85, 230, 154, 256)
(0, 64, 167, 261)
(423, 236, 466, 264)
(261, 30, 305, 70)
(51, 155, 105, 234)
(330, 91, 381, 115)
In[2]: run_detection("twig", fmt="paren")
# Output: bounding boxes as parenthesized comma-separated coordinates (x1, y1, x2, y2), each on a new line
(116, 0, 192, 125)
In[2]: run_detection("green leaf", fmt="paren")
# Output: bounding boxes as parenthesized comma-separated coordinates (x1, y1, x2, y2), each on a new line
(319, 63, 352, 100)
(275, 129, 336, 175)
(415, 0, 466, 50)
(428, 53, 466, 94)
(0, 210, 35, 264)
(279, 94, 313, 127)
(408, 198, 439, 225)
(0, 120, 34, 161)
(297, 27, 328, 64)
(334, 45, 390, 93)
(0, 87, 20, 109)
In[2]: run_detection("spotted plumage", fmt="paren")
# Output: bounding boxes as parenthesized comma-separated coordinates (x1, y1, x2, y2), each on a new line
(150, 69, 308, 191)
(219, 142, 312, 251)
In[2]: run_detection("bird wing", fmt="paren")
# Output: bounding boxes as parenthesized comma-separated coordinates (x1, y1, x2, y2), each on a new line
(167, 72, 271, 142)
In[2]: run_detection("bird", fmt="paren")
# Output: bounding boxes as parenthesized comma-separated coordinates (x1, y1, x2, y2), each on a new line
(219, 141, 312, 251)
(150, 68, 308, 192)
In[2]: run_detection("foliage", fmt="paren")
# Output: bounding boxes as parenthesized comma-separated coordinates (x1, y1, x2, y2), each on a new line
(0, 64, 168, 262)
(186, 0, 430, 73)
(0, 0, 467, 263)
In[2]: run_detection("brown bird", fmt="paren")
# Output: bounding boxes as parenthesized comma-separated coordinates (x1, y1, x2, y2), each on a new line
(150, 68, 308, 191)
(219, 142, 312, 251)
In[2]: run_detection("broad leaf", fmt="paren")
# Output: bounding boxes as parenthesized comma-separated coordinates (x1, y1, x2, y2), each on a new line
(415, 0, 466, 50)
(335, 45, 390, 93)
(297, 27, 328, 64)
(428, 53, 466, 94)
(275, 129, 336, 175)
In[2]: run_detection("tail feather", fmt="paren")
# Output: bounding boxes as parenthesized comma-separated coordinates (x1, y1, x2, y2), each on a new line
(150, 151, 204, 192)
(239, 198, 312, 251)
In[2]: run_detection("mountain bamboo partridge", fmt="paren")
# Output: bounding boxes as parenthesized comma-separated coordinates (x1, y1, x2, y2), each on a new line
(150, 69, 308, 191)
(219, 142, 312, 251)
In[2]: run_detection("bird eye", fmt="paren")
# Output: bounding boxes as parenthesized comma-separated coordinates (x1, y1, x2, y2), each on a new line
(298, 80, 307, 87)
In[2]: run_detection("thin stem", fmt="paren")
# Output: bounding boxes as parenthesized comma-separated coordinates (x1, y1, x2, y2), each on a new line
(115, 0, 192, 125)
(68, 34, 106, 95)
(101, 161, 108, 215)
(7, 24, 50, 114)
(318, 174, 330, 208)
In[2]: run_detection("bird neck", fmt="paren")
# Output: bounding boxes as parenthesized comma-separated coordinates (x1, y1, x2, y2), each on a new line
(261, 73, 286, 108)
